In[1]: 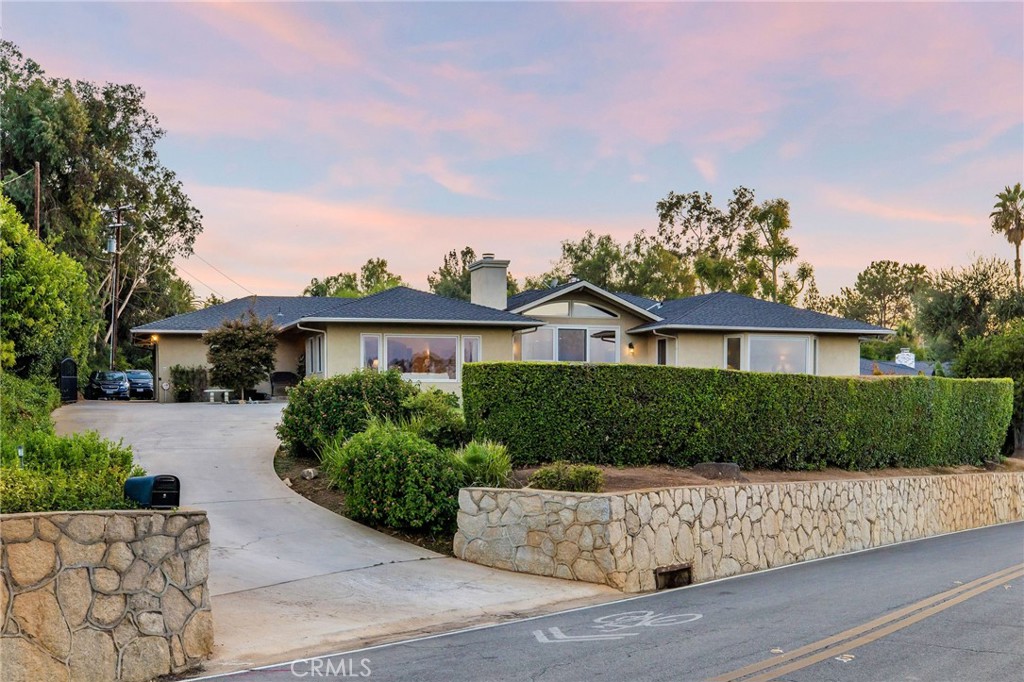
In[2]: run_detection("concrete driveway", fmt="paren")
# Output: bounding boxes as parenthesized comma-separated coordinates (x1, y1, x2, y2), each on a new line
(54, 401, 617, 673)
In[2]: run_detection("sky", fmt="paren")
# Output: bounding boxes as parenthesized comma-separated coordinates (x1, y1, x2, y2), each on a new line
(4, 1, 1023, 301)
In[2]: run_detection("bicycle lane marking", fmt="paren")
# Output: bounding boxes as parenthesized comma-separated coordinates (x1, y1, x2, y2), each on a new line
(533, 610, 704, 643)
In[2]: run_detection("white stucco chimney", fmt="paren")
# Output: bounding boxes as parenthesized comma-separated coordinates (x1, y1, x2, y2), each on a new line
(894, 347, 916, 368)
(469, 253, 510, 310)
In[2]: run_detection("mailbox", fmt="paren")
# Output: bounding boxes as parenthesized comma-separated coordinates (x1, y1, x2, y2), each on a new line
(124, 475, 180, 509)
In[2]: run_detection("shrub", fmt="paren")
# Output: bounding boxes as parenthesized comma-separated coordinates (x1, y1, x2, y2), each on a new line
(170, 365, 208, 403)
(204, 311, 278, 400)
(403, 390, 469, 450)
(0, 431, 145, 513)
(452, 440, 512, 488)
(277, 369, 419, 457)
(327, 419, 463, 533)
(463, 363, 1013, 470)
(528, 462, 604, 493)
(1, 373, 59, 448)
(955, 320, 1024, 453)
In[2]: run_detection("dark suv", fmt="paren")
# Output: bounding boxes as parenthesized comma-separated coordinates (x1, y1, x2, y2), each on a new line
(125, 369, 154, 400)
(84, 371, 131, 400)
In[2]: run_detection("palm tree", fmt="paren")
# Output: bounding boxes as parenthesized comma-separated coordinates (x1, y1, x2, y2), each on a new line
(991, 183, 1024, 291)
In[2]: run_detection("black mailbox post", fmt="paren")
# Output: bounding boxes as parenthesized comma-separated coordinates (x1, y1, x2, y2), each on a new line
(124, 475, 180, 509)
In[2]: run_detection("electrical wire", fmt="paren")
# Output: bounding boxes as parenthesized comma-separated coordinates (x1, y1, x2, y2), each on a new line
(188, 252, 255, 296)
(174, 263, 223, 301)
(0, 167, 35, 186)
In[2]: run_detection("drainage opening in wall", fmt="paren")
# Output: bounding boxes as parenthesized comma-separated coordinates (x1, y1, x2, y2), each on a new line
(655, 564, 692, 590)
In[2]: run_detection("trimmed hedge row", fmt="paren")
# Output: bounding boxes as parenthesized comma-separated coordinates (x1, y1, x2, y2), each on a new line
(462, 363, 1013, 470)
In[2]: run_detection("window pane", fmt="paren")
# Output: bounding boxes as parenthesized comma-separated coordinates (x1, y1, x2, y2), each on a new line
(749, 337, 808, 374)
(362, 335, 379, 370)
(558, 329, 587, 362)
(657, 339, 667, 366)
(520, 328, 554, 361)
(463, 337, 481, 364)
(386, 336, 457, 379)
(588, 329, 618, 363)
(572, 302, 617, 318)
(527, 301, 570, 316)
(726, 338, 741, 370)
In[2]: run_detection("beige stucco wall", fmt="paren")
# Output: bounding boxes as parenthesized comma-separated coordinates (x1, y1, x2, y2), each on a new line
(672, 331, 863, 376)
(153, 335, 208, 403)
(675, 332, 725, 369)
(816, 335, 861, 376)
(325, 324, 516, 394)
(455, 472, 1024, 593)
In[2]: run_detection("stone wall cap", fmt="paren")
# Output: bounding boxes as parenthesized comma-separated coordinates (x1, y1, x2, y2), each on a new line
(1, 508, 208, 521)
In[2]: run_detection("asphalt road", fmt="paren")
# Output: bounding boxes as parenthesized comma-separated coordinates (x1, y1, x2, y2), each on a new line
(194, 522, 1024, 682)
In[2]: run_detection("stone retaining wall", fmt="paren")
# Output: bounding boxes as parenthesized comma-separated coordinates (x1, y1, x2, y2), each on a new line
(0, 509, 212, 682)
(454, 473, 1024, 593)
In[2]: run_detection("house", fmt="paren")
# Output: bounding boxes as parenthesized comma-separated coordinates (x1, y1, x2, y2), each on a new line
(132, 254, 891, 402)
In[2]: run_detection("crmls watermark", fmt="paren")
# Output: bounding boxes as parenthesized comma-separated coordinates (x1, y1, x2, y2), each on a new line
(290, 657, 372, 678)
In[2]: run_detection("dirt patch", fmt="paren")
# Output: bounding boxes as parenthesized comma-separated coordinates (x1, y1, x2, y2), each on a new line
(514, 457, 1024, 493)
(273, 451, 455, 556)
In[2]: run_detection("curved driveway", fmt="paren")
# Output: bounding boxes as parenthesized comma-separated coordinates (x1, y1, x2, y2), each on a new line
(54, 401, 616, 673)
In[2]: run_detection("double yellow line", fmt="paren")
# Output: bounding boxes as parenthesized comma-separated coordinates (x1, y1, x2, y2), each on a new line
(710, 562, 1024, 682)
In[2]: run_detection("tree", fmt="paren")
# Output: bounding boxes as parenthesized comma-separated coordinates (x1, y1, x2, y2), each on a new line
(832, 261, 929, 329)
(0, 196, 94, 376)
(657, 186, 758, 294)
(0, 41, 203, 357)
(427, 247, 519, 301)
(738, 198, 812, 304)
(916, 257, 1016, 358)
(954, 320, 1024, 453)
(618, 231, 696, 300)
(303, 258, 405, 297)
(203, 311, 277, 400)
(990, 183, 1023, 291)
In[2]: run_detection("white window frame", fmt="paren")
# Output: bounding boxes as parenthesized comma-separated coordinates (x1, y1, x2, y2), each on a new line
(383, 333, 460, 383)
(743, 334, 816, 375)
(361, 333, 382, 371)
(462, 335, 482, 367)
(516, 325, 620, 363)
(723, 335, 742, 371)
(306, 335, 324, 376)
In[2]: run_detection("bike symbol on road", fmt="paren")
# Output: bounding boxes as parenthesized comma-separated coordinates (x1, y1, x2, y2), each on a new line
(533, 610, 703, 643)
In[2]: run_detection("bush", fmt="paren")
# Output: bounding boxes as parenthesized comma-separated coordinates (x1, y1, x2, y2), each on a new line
(326, 419, 463, 533)
(277, 369, 418, 457)
(528, 462, 604, 493)
(0, 431, 144, 513)
(463, 363, 1013, 470)
(170, 365, 208, 402)
(1, 373, 59, 448)
(403, 390, 469, 451)
(452, 440, 512, 487)
(954, 320, 1024, 453)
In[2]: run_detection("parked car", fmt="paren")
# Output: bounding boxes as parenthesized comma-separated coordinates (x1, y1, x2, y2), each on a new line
(125, 369, 154, 400)
(83, 371, 131, 400)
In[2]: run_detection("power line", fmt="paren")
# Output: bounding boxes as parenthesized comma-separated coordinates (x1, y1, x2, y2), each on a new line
(0, 167, 35, 186)
(188, 252, 255, 296)
(175, 263, 223, 301)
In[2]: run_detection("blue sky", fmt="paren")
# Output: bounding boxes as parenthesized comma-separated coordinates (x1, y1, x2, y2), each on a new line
(5, 1, 1022, 300)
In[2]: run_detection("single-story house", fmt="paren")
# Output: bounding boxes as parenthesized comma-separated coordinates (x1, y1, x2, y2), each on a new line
(132, 254, 891, 402)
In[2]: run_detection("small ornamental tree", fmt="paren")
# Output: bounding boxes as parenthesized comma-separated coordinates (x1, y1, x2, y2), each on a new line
(203, 311, 277, 400)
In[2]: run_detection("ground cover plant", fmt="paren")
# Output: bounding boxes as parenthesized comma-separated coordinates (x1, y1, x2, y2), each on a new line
(463, 363, 1013, 470)
(0, 373, 144, 513)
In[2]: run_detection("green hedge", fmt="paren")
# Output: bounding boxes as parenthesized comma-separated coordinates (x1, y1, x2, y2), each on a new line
(0, 373, 59, 449)
(462, 363, 1013, 470)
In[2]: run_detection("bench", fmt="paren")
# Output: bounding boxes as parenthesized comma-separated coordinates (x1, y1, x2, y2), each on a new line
(203, 388, 234, 403)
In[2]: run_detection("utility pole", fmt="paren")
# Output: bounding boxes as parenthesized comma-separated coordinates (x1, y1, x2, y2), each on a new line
(33, 161, 40, 237)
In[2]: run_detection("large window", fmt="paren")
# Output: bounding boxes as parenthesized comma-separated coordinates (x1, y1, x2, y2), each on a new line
(385, 336, 457, 380)
(525, 300, 618, 318)
(361, 334, 380, 370)
(748, 336, 810, 374)
(514, 327, 618, 363)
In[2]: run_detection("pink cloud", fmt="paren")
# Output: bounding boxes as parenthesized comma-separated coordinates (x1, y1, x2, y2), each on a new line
(819, 187, 981, 227)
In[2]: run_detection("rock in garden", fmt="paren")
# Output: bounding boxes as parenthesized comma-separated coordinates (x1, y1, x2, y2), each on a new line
(283, 478, 292, 488)
(300, 468, 319, 480)
(692, 462, 748, 482)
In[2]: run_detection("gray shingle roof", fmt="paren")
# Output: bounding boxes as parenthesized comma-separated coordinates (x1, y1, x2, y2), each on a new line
(131, 296, 346, 333)
(610, 291, 661, 311)
(295, 286, 538, 326)
(131, 287, 536, 335)
(859, 359, 949, 376)
(628, 291, 891, 335)
(506, 282, 578, 311)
